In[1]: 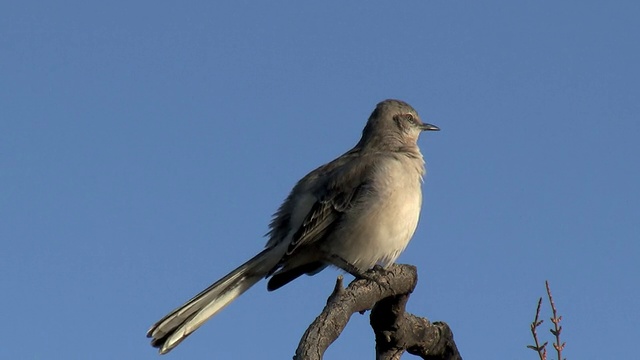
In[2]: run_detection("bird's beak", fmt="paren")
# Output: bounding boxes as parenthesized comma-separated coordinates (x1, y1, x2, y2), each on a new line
(420, 123, 440, 131)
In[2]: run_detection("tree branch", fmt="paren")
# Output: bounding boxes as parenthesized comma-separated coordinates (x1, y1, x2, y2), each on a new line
(294, 264, 461, 359)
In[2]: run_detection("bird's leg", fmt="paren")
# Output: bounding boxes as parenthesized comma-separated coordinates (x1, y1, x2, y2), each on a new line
(328, 254, 371, 279)
(329, 255, 388, 283)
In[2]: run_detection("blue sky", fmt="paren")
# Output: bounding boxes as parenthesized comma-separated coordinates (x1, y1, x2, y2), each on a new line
(2, 1, 639, 359)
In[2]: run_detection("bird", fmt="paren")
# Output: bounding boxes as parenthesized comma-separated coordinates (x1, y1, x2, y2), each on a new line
(147, 99, 439, 354)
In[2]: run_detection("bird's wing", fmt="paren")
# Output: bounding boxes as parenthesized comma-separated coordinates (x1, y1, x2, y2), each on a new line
(283, 153, 374, 256)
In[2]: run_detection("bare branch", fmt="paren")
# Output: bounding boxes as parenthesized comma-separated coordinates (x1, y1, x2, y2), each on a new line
(294, 264, 461, 360)
(528, 281, 567, 360)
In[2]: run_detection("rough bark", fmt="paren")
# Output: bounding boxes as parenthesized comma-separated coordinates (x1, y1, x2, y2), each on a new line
(294, 264, 461, 360)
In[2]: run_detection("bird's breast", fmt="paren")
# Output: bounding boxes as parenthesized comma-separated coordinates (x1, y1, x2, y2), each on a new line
(328, 155, 424, 270)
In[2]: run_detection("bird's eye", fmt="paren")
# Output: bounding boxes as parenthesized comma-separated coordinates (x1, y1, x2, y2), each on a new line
(404, 114, 415, 123)
(393, 113, 416, 129)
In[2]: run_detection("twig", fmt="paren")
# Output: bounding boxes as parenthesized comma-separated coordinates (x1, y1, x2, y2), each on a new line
(546, 281, 565, 360)
(527, 297, 547, 360)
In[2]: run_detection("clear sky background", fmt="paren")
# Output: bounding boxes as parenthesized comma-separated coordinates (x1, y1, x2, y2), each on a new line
(2, 1, 639, 359)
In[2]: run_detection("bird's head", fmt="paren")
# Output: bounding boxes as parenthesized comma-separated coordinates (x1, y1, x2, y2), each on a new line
(359, 99, 439, 150)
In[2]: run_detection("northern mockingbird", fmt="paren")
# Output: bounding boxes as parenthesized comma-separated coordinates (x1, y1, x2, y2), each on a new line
(147, 99, 439, 354)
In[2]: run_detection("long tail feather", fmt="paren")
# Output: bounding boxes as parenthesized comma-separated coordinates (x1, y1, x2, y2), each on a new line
(147, 246, 282, 354)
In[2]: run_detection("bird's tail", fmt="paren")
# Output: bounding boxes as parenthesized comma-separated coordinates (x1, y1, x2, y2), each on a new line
(146, 246, 282, 354)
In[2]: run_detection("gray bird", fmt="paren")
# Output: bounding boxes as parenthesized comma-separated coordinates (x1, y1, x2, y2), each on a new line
(147, 99, 439, 354)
